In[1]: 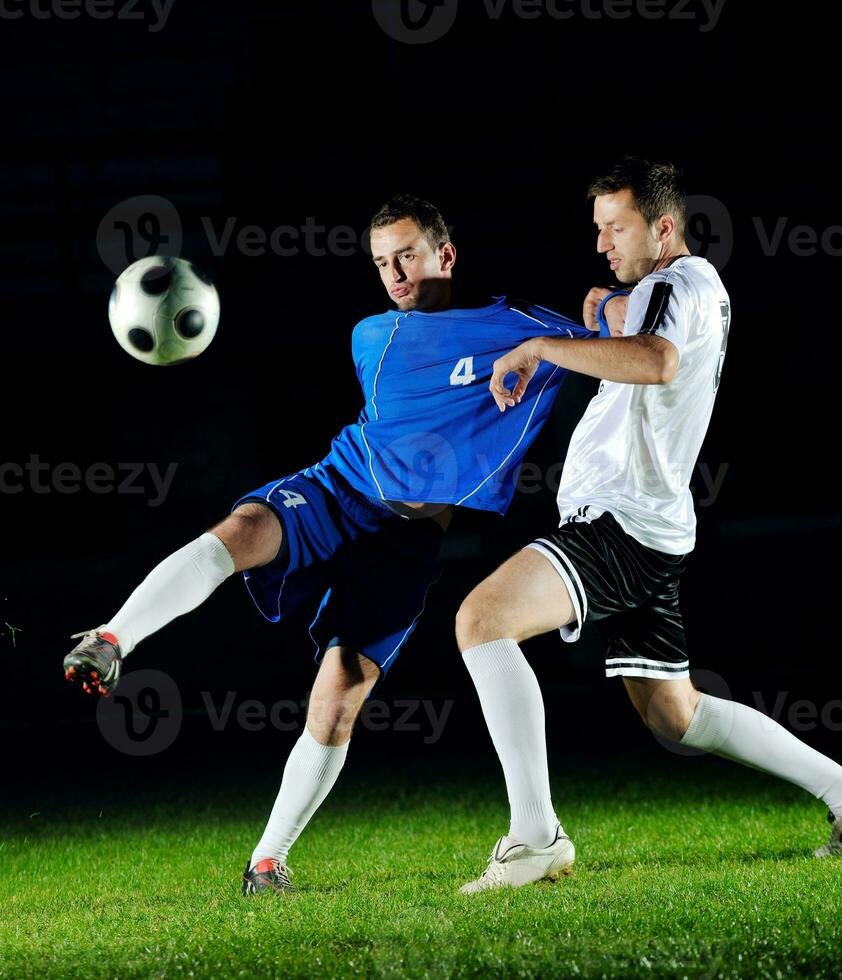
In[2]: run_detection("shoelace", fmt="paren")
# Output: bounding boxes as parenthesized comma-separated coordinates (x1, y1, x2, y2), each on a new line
(68, 630, 121, 682)
(70, 630, 120, 655)
(478, 850, 506, 886)
(265, 860, 294, 888)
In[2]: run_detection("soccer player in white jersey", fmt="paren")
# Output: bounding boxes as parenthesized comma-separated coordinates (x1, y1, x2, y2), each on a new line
(456, 157, 842, 892)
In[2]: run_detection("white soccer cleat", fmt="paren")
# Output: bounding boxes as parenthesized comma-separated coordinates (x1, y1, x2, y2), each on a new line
(460, 826, 575, 894)
(814, 811, 842, 858)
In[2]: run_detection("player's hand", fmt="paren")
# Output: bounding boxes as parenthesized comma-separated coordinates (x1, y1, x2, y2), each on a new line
(583, 287, 612, 329)
(602, 293, 630, 337)
(490, 339, 542, 412)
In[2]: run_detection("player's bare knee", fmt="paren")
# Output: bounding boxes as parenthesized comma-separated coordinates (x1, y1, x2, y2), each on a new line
(646, 688, 700, 742)
(307, 650, 379, 745)
(212, 502, 282, 572)
(307, 691, 365, 746)
(455, 592, 502, 651)
(672, 688, 701, 739)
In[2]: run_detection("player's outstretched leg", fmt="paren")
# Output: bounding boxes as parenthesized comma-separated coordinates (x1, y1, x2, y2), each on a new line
(623, 676, 842, 858)
(242, 647, 379, 896)
(63, 502, 282, 698)
(455, 548, 577, 893)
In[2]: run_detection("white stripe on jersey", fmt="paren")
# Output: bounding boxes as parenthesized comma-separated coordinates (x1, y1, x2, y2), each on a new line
(361, 314, 404, 499)
(508, 305, 575, 338)
(455, 365, 560, 506)
(454, 303, 575, 506)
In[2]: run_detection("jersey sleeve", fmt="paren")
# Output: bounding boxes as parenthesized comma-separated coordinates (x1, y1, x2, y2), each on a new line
(515, 302, 596, 341)
(623, 274, 693, 358)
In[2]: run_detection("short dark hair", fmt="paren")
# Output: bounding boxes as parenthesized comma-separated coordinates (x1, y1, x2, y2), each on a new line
(587, 157, 686, 238)
(370, 193, 450, 251)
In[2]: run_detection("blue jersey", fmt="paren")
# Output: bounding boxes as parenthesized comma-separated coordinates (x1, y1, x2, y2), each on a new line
(316, 296, 596, 514)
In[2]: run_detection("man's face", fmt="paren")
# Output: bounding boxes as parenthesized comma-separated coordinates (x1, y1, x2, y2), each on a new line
(370, 217, 454, 312)
(593, 189, 661, 284)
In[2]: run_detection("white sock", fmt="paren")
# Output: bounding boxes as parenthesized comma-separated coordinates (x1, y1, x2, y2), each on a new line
(250, 727, 349, 865)
(100, 532, 235, 656)
(462, 639, 559, 848)
(680, 693, 842, 818)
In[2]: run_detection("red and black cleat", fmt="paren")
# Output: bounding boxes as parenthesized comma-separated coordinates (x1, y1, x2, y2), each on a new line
(242, 858, 297, 896)
(63, 630, 123, 698)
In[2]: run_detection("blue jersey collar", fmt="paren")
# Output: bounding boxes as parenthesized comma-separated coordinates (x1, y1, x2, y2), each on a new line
(394, 296, 508, 319)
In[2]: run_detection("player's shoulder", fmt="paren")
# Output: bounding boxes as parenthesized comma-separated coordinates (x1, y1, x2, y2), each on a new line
(353, 309, 398, 331)
(633, 257, 729, 323)
(352, 309, 399, 343)
(640, 255, 724, 295)
(499, 296, 589, 336)
(350, 310, 400, 369)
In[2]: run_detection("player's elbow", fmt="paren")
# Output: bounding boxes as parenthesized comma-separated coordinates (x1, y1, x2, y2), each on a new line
(652, 342, 679, 385)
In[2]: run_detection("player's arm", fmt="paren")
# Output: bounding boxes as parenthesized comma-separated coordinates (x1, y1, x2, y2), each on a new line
(491, 277, 688, 411)
(489, 334, 678, 410)
(535, 332, 677, 385)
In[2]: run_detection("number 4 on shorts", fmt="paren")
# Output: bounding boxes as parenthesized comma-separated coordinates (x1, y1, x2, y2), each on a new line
(278, 489, 307, 508)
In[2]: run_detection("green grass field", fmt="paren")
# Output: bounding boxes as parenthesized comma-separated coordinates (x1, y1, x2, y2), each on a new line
(2, 748, 840, 979)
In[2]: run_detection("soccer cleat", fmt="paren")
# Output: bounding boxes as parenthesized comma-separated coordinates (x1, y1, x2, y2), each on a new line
(459, 825, 575, 894)
(63, 630, 123, 698)
(242, 858, 297, 895)
(813, 811, 842, 858)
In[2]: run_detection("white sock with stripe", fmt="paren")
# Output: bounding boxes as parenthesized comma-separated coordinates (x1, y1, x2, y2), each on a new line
(680, 693, 842, 818)
(462, 638, 560, 848)
(99, 532, 235, 656)
(251, 727, 349, 865)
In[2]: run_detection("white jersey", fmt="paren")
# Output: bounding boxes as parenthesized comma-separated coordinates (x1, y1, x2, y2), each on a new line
(557, 255, 730, 555)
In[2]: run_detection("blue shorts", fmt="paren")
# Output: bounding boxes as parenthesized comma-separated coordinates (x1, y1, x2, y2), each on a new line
(230, 466, 444, 676)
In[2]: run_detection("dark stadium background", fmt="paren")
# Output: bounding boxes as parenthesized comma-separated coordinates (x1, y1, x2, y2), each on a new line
(1, 1, 840, 795)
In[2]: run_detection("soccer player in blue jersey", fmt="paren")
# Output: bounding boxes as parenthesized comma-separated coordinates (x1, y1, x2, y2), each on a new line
(62, 194, 596, 894)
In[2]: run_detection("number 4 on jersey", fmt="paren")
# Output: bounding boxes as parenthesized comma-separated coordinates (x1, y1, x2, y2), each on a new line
(449, 356, 476, 387)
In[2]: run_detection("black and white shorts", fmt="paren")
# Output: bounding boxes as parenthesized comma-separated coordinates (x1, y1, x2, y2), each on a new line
(527, 511, 691, 681)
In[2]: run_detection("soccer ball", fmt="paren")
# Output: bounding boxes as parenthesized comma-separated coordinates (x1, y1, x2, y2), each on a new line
(108, 256, 220, 365)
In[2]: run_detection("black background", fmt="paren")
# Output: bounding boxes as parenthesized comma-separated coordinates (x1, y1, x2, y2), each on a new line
(1, 0, 840, 785)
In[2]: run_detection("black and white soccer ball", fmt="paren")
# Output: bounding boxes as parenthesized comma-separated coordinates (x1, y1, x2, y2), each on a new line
(108, 256, 220, 365)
